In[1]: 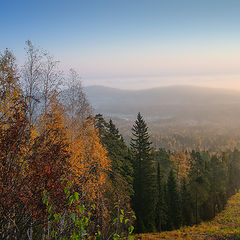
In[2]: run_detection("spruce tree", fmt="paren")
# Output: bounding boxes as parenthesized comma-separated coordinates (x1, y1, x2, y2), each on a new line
(227, 149, 240, 197)
(153, 148, 172, 180)
(155, 162, 168, 232)
(95, 115, 133, 193)
(189, 151, 209, 224)
(180, 178, 193, 226)
(166, 170, 182, 230)
(208, 155, 227, 218)
(94, 114, 134, 221)
(131, 112, 156, 233)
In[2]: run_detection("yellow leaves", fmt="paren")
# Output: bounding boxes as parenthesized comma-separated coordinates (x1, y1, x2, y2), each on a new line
(0, 50, 23, 126)
(69, 117, 110, 206)
(38, 95, 70, 150)
(67, 116, 111, 226)
(171, 151, 190, 181)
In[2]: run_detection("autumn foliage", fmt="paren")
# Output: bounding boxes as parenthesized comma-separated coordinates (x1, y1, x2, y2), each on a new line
(0, 48, 114, 239)
(2, 44, 240, 240)
(0, 50, 33, 238)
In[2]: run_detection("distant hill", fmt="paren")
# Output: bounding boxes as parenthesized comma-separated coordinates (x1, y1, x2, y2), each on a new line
(85, 85, 240, 123)
(84, 85, 240, 150)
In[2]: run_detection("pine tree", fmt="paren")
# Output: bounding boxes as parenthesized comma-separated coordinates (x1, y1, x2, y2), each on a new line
(155, 162, 168, 232)
(153, 148, 172, 181)
(189, 151, 209, 224)
(208, 155, 227, 217)
(131, 112, 156, 233)
(227, 149, 240, 197)
(166, 170, 182, 230)
(180, 178, 193, 226)
(94, 114, 134, 233)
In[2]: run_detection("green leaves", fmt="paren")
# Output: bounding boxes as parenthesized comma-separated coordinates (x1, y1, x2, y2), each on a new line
(128, 225, 134, 235)
(78, 205, 85, 214)
(111, 207, 135, 240)
(74, 192, 79, 202)
(42, 190, 50, 205)
(119, 214, 124, 223)
(68, 192, 80, 205)
(42, 185, 104, 240)
(53, 213, 61, 221)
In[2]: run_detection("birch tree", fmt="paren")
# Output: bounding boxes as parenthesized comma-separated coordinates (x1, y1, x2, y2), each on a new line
(22, 40, 42, 125)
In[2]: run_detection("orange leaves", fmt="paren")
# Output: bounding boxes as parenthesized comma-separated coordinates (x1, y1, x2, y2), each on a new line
(25, 95, 71, 221)
(44, 165, 51, 174)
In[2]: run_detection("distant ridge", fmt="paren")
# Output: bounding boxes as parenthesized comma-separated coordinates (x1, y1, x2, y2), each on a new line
(84, 85, 240, 122)
(85, 84, 240, 94)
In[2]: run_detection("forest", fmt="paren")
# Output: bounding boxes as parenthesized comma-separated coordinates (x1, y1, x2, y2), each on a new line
(1, 42, 240, 240)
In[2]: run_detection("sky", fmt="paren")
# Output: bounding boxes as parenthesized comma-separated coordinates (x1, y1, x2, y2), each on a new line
(1, 0, 240, 89)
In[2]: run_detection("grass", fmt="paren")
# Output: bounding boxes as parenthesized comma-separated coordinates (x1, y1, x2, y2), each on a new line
(136, 192, 240, 240)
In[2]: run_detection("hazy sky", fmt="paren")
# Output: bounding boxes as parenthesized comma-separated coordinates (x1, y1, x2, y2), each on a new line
(1, 0, 240, 89)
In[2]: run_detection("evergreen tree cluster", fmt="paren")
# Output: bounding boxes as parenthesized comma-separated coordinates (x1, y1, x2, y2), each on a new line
(95, 112, 240, 234)
(94, 114, 134, 221)
(128, 113, 240, 233)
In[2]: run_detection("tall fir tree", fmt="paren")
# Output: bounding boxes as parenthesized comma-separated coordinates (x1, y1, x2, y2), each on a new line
(131, 112, 156, 233)
(153, 148, 172, 181)
(180, 178, 193, 226)
(227, 149, 240, 197)
(189, 151, 209, 224)
(94, 114, 133, 198)
(155, 162, 168, 232)
(166, 169, 182, 230)
(208, 155, 226, 218)
(94, 114, 134, 234)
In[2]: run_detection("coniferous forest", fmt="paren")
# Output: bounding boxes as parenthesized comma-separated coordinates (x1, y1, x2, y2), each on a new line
(1, 43, 240, 240)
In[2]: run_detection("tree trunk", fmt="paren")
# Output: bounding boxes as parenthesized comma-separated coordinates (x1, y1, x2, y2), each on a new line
(195, 191, 198, 225)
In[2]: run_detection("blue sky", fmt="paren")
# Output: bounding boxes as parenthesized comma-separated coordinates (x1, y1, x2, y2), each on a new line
(1, 0, 240, 89)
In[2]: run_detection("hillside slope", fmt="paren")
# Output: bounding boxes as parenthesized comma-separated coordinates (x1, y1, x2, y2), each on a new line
(136, 192, 240, 240)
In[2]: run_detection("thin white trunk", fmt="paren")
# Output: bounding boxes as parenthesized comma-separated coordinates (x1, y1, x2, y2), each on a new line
(59, 213, 65, 239)
(13, 207, 17, 240)
(47, 219, 50, 239)
(27, 221, 33, 240)
(6, 213, 10, 240)
(42, 225, 45, 240)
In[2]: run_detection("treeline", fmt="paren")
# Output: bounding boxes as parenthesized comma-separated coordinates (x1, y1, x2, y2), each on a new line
(151, 127, 240, 151)
(118, 119, 240, 152)
(1, 42, 240, 239)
